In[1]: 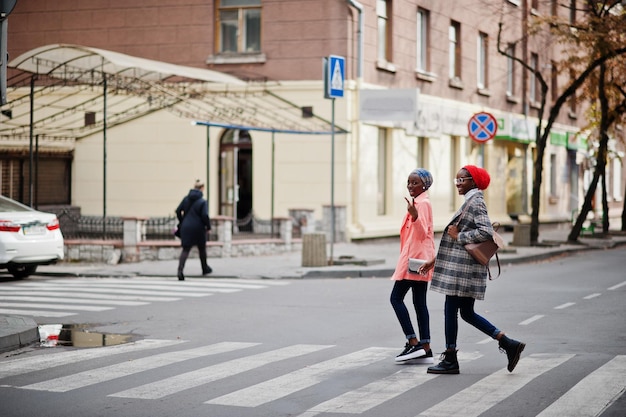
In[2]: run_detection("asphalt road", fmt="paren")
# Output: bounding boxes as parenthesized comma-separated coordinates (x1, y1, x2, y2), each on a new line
(1, 246, 625, 417)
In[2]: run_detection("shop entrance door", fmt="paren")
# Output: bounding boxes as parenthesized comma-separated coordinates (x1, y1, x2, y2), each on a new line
(218, 129, 253, 232)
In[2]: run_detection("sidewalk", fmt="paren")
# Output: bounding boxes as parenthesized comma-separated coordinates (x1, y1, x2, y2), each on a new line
(2, 224, 626, 353)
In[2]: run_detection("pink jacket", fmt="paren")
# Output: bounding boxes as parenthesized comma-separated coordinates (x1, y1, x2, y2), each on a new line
(391, 193, 435, 282)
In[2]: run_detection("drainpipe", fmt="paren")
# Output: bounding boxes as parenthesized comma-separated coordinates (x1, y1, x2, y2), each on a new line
(346, 0, 363, 79)
(346, 0, 363, 237)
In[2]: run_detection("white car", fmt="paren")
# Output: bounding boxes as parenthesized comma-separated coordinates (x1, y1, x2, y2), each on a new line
(0, 195, 64, 279)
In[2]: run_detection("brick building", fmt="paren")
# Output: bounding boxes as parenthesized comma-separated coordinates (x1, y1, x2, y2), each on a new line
(1, 0, 621, 239)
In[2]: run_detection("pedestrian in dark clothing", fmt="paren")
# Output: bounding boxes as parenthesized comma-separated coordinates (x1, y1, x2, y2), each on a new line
(420, 165, 525, 374)
(176, 180, 212, 281)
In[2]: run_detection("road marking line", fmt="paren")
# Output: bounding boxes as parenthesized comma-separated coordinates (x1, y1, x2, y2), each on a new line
(417, 353, 574, 417)
(0, 302, 112, 312)
(296, 352, 483, 417)
(0, 289, 181, 302)
(535, 355, 626, 417)
(206, 347, 396, 407)
(0, 339, 185, 378)
(583, 293, 601, 300)
(20, 342, 260, 392)
(14, 283, 227, 296)
(110, 344, 333, 400)
(554, 302, 576, 309)
(0, 295, 149, 306)
(608, 281, 626, 290)
(519, 314, 544, 325)
(0, 308, 74, 318)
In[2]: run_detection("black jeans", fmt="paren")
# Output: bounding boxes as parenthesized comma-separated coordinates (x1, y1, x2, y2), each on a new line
(444, 295, 500, 349)
(390, 280, 430, 344)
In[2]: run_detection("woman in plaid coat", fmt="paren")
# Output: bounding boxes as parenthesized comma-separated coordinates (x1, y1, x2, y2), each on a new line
(420, 165, 525, 374)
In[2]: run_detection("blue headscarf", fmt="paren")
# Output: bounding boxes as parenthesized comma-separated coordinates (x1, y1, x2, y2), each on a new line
(411, 168, 433, 190)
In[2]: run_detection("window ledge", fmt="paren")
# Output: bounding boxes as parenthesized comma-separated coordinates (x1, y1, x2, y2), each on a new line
(568, 111, 578, 120)
(206, 53, 267, 65)
(530, 101, 542, 110)
(477, 87, 491, 97)
(376, 60, 396, 73)
(416, 70, 436, 82)
(548, 196, 559, 205)
(449, 77, 464, 90)
(506, 94, 520, 104)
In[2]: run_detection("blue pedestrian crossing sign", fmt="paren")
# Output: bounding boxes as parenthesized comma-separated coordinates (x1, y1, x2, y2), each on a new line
(324, 55, 345, 99)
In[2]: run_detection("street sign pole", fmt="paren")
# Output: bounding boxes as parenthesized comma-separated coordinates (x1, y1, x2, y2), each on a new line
(324, 55, 345, 266)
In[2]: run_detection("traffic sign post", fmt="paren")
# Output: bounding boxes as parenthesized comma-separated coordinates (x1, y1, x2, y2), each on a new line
(468, 112, 498, 143)
(323, 55, 345, 265)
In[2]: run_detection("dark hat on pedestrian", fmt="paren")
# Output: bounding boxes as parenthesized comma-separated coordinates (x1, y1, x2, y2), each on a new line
(463, 165, 490, 190)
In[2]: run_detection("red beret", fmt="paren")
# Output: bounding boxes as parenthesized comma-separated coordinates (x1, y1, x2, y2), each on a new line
(463, 165, 490, 190)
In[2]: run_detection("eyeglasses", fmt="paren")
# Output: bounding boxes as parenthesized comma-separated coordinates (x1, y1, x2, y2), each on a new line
(454, 177, 473, 185)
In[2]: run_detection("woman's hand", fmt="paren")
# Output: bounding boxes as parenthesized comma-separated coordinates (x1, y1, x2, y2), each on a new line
(404, 197, 418, 221)
(418, 258, 435, 274)
(447, 225, 459, 240)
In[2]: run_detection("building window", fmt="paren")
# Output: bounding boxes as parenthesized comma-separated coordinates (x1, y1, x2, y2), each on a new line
(531, 0, 539, 11)
(612, 158, 623, 201)
(417, 137, 429, 169)
(449, 21, 461, 81)
(569, 69, 577, 116)
(551, 0, 558, 16)
(569, 0, 576, 24)
(551, 61, 558, 103)
(506, 43, 516, 96)
(477, 32, 488, 89)
(416, 8, 429, 73)
(550, 153, 557, 197)
(529, 53, 539, 104)
(217, 0, 261, 54)
(377, 0, 392, 63)
(377, 128, 388, 215)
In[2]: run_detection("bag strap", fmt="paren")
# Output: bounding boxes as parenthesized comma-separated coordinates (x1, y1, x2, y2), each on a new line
(487, 222, 501, 280)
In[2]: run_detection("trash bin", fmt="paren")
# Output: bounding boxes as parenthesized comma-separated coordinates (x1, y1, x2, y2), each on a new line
(301, 232, 327, 267)
(512, 224, 531, 246)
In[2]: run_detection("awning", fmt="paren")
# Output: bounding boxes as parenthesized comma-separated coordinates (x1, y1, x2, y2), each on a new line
(1, 44, 347, 142)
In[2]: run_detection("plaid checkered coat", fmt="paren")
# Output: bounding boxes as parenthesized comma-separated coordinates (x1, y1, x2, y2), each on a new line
(430, 191, 494, 300)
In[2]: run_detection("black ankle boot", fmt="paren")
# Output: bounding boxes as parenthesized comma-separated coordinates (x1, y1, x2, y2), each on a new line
(427, 349, 459, 374)
(498, 335, 525, 372)
(177, 270, 185, 281)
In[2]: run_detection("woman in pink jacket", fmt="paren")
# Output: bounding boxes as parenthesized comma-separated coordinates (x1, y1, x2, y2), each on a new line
(390, 168, 436, 364)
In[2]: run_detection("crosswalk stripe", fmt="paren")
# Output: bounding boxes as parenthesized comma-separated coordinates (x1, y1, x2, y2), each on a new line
(0, 339, 185, 378)
(0, 295, 149, 306)
(206, 347, 397, 407)
(535, 355, 626, 417)
(298, 367, 437, 417)
(10, 284, 222, 297)
(0, 308, 75, 317)
(110, 344, 334, 400)
(0, 302, 113, 312)
(417, 353, 575, 417)
(21, 278, 269, 290)
(0, 290, 181, 302)
(297, 351, 484, 417)
(19, 342, 260, 392)
(15, 282, 229, 296)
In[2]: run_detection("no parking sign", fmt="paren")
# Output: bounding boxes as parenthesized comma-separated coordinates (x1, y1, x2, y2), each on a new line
(468, 112, 497, 143)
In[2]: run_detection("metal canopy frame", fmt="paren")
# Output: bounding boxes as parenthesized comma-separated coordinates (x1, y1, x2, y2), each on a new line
(0, 44, 348, 142)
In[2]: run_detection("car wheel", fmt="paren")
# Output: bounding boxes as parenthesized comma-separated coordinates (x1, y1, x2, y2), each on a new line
(8, 265, 38, 279)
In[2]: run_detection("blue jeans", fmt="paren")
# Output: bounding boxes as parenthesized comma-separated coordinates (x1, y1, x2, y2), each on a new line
(444, 295, 500, 349)
(390, 280, 430, 344)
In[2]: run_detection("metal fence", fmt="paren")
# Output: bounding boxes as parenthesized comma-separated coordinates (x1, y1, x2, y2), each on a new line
(53, 208, 286, 241)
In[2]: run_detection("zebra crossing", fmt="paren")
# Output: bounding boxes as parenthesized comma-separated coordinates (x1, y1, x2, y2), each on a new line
(1, 340, 624, 416)
(0, 277, 290, 317)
